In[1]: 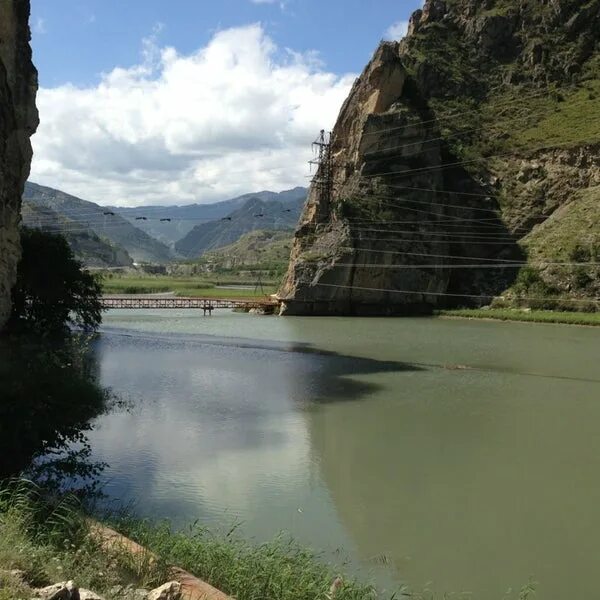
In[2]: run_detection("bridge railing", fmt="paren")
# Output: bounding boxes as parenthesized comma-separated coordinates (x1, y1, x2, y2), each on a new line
(102, 295, 280, 311)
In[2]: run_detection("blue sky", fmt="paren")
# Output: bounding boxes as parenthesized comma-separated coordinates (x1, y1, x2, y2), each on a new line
(29, 0, 422, 205)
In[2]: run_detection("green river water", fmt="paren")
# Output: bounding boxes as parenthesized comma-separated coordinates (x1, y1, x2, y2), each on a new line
(91, 310, 599, 598)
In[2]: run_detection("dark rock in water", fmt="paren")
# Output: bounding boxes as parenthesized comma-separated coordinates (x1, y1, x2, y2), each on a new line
(0, 0, 38, 330)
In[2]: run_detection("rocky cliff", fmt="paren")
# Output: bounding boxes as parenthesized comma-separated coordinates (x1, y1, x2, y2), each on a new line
(279, 0, 600, 315)
(0, 0, 38, 330)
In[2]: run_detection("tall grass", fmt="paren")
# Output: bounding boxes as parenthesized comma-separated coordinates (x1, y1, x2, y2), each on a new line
(0, 480, 168, 599)
(111, 517, 380, 600)
(0, 481, 539, 600)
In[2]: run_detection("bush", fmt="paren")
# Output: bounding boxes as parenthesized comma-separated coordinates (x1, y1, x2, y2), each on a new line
(9, 228, 104, 337)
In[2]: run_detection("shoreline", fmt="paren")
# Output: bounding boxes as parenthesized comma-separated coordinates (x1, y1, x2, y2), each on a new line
(436, 309, 600, 327)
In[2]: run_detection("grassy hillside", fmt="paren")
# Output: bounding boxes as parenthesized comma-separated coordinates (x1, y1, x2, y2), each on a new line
(196, 230, 293, 273)
(21, 202, 133, 268)
(399, 0, 600, 309)
(175, 195, 304, 258)
(23, 183, 173, 264)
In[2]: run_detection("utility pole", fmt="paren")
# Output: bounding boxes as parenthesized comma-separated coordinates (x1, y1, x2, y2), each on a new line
(254, 270, 265, 296)
(309, 130, 333, 214)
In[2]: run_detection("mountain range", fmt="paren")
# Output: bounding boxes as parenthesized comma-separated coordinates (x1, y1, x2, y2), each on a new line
(111, 187, 307, 248)
(175, 191, 306, 258)
(23, 182, 173, 264)
(22, 182, 307, 266)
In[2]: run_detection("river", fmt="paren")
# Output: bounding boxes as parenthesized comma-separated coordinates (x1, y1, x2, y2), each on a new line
(88, 310, 599, 598)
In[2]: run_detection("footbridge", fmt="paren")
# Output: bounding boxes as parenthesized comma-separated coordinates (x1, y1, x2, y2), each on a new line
(102, 295, 280, 315)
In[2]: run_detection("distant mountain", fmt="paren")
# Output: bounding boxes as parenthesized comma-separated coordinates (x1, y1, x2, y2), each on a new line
(22, 202, 133, 268)
(112, 187, 307, 247)
(175, 194, 305, 258)
(200, 230, 294, 271)
(23, 182, 173, 264)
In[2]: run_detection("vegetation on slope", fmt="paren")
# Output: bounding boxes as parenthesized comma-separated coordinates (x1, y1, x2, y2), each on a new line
(102, 274, 277, 298)
(22, 202, 133, 268)
(439, 308, 600, 326)
(190, 229, 293, 275)
(0, 482, 170, 600)
(175, 195, 304, 258)
(23, 182, 173, 264)
(399, 0, 600, 309)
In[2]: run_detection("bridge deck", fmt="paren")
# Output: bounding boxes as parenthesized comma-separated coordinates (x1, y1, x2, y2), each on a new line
(102, 295, 280, 311)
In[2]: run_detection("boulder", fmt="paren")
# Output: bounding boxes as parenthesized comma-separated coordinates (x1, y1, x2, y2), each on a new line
(146, 581, 182, 600)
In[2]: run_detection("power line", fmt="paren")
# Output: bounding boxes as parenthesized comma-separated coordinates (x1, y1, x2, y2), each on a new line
(311, 282, 600, 305)
(332, 88, 550, 142)
(304, 262, 600, 269)
(357, 137, 600, 181)
(324, 246, 526, 264)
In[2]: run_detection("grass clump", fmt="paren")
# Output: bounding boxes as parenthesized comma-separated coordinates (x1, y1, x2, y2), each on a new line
(111, 518, 378, 600)
(0, 481, 169, 600)
(438, 308, 600, 325)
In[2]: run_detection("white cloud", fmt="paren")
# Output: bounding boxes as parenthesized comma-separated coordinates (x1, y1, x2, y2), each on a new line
(33, 17, 46, 34)
(31, 24, 354, 207)
(384, 20, 409, 40)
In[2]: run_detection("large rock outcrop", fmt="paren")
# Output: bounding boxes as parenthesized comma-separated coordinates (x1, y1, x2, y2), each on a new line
(0, 0, 38, 330)
(279, 0, 600, 315)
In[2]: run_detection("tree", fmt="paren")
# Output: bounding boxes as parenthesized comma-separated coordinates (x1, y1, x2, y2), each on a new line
(9, 228, 104, 336)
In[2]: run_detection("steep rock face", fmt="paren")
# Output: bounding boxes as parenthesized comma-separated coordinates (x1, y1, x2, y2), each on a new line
(0, 0, 38, 330)
(279, 0, 599, 315)
(279, 43, 516, 315)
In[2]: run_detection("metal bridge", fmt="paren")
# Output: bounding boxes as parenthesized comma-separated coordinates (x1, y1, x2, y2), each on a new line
(102, 295, 280, 315)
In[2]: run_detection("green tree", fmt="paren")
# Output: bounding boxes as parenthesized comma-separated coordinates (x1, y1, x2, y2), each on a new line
(9, 228, 104, 336)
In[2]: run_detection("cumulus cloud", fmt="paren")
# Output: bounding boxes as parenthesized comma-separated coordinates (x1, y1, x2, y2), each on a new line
(384, 20, 409, 40)
(31, 24, 355, 207)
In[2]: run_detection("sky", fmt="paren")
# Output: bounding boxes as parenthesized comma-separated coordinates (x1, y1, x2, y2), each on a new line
(29, 0, 422, 207)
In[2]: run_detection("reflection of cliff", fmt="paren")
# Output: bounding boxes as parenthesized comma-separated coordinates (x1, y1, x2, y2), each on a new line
(307, 372, 600, 598)
(0, 0, 38, 330)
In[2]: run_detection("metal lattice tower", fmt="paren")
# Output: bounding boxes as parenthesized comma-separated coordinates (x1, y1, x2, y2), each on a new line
(309, 130, 333, 209)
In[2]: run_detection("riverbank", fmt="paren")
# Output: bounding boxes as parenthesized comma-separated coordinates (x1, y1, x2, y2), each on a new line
(0, 482, 383, 600)
(438, 308, 600, 326)
(0, 482, 541, 600)
(101, 274, 277, 298)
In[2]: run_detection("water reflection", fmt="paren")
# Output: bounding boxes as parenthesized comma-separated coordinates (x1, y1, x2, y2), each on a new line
(87, 317, 600, 600)
(308, 365, 600, 598)
(0, 336, 109, 491)
(88, 329, 417, 559)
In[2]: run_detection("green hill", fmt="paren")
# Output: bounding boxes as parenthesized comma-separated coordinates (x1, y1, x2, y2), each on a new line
(112, 187, 307, 248)
(21, 202, 133, 268)
(23, 182, 173, 264)
(175, 193, 305, 258)
(196, 230, 294, 273)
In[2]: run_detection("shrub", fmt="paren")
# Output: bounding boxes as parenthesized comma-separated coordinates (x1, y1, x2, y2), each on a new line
(9, 228, 104, 337)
